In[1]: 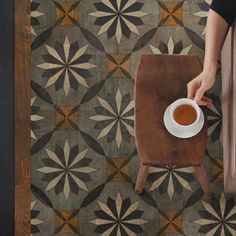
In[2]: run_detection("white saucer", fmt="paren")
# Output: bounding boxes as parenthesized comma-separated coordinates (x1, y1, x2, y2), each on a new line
(163, 104, 205, 138)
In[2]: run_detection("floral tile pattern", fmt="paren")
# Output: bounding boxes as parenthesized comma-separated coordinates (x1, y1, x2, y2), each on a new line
(149, 36, 192, 55)
(37, 139, 97, 200)
(89, 88, 134, 148)
(37, 35, 97, 96)
(31, 0, 45, 36)
(89, 0, 148, 44)
(31, 201, 44, 235)
(148, 166, 195, 200)
(207, 93, 222, 142)
(90, 192, 148, 235)
(31, 97, 45, 140)
(30, 0, 231, 235)
(195, 193, 236, 236)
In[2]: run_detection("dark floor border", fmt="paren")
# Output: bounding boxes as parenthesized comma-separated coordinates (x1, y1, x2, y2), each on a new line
(0, 1, 31, 236)
(14, 0, 31, 235)
(0, 1, 15, 236)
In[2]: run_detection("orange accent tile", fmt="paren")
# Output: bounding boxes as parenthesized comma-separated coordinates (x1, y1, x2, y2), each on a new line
(159, 210, 182, 233)
(107, 54, 130, 78)
(159, 2, 183, 26)
(55, 2, 79, 26)
(107, 157, 130, 182)
(55, 210, 79, 233)
(212, 159, 223, 182)
(56, 107, 79, 129)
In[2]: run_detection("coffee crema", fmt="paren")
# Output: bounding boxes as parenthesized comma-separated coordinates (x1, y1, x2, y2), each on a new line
(173, 104, 197, 126)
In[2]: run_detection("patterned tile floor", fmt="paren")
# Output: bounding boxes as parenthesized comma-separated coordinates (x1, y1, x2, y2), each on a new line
(30, 0, 235, 235)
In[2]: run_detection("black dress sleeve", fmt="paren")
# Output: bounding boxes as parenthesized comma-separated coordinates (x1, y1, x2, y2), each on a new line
(210, 0, 236, 26)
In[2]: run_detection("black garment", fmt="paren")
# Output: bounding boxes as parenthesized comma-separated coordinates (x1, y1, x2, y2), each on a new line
(210, 0, 236, 26)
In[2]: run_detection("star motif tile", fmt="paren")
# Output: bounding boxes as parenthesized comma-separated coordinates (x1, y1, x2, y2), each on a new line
(195, 193, 236, 236)
(37, 35, 97, 96)
(89, 87, 134, 148)
(37, 139, 97, 200)
(89, 0, 148, 44)
(90, 192, 148, 235)
(149, 36, 192, 55)
(148, 166, 194, 200)
(31, 97, 45, 139)
(31, 0, 45, 36)
(31, 201, 44, 235)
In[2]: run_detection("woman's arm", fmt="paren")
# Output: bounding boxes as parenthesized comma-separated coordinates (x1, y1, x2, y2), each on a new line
(203, 9, 229, 78)
(187, 9, 229, 105)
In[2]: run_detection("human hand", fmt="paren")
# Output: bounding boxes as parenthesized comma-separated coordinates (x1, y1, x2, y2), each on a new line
(187, 71, 216, 106)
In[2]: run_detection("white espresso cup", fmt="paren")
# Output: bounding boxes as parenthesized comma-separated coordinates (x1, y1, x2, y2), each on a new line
(169, 98, 200, 129)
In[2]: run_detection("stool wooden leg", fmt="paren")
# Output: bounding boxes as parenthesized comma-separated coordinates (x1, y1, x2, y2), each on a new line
(194, 165, 213, 199)
(135, 163, 150, 194)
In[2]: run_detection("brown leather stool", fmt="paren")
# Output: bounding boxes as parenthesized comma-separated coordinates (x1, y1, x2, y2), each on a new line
(134, 54, 212, 198)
